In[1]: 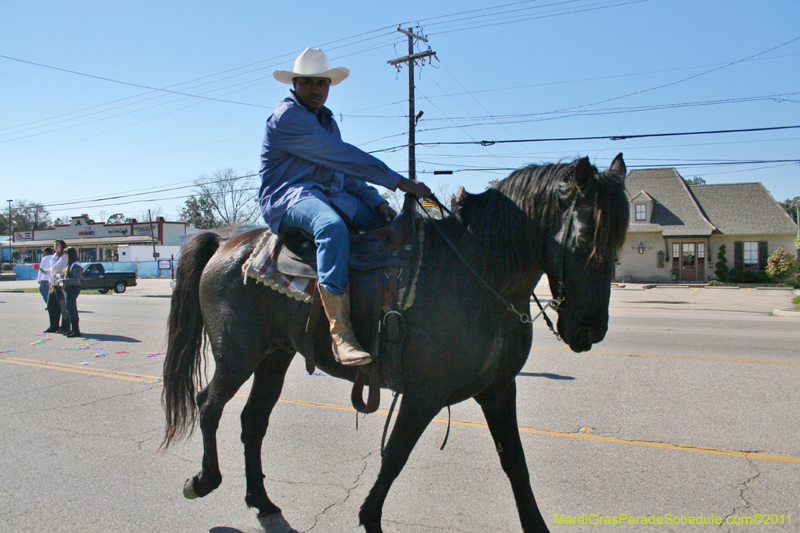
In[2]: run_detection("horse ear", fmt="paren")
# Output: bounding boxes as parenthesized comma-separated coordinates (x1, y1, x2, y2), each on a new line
(574, 156, 594, 190)
(608, 153, 626, 177)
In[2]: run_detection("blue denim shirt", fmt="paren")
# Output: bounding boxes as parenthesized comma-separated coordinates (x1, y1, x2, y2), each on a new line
(259, 90, 403, 232)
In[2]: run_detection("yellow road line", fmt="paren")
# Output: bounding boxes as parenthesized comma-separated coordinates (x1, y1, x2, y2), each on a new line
(3, 356, 799, 465)
(0, 357, 159, 382)
(531, 347, 800, 365)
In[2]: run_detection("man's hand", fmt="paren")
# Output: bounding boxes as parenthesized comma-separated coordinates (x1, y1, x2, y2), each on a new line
(397, 177, 432, 199)
(376, 201, 397, 222)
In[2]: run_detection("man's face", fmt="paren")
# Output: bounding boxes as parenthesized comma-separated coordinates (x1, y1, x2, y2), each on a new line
(293, 77, 331, 111)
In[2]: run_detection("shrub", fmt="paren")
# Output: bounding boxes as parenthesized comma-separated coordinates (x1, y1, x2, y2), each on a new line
(727, 268, 771, 284)
(714, 244, 728, 281)
(765, 245, 797, 281)
(1, 263, 14, 271)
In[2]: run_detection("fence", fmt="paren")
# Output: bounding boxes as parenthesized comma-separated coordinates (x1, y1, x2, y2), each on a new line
(11, 260, 178, 280)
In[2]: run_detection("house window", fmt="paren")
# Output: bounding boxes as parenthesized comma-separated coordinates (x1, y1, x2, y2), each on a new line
(672, 243, 680, 273)
(697, 243, 705, 276)
(634, 204, 647, 221)
(743, 241, 759, 269)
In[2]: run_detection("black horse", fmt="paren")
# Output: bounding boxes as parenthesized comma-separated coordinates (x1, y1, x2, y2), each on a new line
(162, 154, 629, 533)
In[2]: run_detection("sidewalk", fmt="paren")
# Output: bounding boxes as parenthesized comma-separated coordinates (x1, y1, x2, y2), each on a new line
(0, 277, 174, 297)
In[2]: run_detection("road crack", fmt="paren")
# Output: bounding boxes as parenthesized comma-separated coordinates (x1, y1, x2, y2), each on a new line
(719, 457, 761, 532)
(305, 449, 379, 532)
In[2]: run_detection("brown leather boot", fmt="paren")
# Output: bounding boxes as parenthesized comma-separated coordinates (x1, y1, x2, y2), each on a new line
(318, 284, 372, 366)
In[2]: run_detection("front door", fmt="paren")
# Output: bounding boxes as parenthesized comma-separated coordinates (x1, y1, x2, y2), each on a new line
(681, 243, 696, 280)
(672, 242, 705, 281)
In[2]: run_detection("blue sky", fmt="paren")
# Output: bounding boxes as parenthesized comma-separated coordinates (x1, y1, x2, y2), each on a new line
(1, 0, 798, 224)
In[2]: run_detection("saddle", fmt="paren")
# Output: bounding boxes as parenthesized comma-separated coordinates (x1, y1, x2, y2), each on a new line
(274, 196, 424, 413)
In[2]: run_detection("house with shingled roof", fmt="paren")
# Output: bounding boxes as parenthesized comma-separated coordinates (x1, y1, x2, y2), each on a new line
(617, 168, 797, 283)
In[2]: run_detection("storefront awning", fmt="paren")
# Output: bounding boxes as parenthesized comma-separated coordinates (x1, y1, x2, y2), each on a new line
(8, 236, 160, 247)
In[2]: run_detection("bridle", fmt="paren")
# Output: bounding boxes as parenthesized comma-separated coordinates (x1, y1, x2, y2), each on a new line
(531, 193, 577, 340)
(416, 190, 578, 340)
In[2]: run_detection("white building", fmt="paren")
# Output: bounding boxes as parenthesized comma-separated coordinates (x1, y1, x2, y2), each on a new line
(8, 215, 201, 263)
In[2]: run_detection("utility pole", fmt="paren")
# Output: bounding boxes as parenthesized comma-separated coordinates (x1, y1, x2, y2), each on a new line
(6, 200, 12, 244)
(388, 27, 436, 182)
(148, 209, 158, 260)
(795, 198, 799, 263)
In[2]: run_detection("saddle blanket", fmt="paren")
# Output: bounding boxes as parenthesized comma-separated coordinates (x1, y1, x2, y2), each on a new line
(242, 230, 316, 303)
(241, 225, 425, 310)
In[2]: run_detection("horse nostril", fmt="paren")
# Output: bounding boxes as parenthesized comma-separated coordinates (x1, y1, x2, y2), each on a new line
(575, 326, 605, 347)
(576, 328, 593, 345)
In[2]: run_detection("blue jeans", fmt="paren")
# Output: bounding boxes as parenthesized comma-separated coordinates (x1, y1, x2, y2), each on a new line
(65, 287, 80, 331)
(280, 196, 386, 296)
(39, 280, 50, 303)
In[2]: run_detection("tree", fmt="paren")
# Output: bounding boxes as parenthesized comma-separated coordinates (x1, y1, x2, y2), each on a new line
(106, 213, 127, 225)
(180, 168, 259, 229)
(684, 176, 707, 186)
(382, 182, 457, 220)
(180, 195, 219, 229)
(381, 191, 404, 214)
(419, 182, 457, 220)
(714, 244, 729, 282)
(485, 178, 501, 190)
(765, 246, 797, 281)
(779, 196, 799, 226)
(0, 200, 52, 234)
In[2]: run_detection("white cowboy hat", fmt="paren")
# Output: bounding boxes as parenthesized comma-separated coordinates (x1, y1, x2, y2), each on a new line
(273, 48, 350, 86)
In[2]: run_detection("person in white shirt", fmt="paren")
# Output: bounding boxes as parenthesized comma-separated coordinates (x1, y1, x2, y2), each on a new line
(37, 246, 53, 304)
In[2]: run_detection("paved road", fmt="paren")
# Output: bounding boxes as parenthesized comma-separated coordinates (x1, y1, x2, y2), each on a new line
(0, 279, 798, 532)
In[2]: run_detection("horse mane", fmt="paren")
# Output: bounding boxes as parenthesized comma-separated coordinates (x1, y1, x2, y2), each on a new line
(451, 158, 628, 290)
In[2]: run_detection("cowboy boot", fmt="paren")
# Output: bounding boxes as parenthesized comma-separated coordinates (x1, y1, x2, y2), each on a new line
(66, 314, 81, 338)
(318, 284, 372, 366)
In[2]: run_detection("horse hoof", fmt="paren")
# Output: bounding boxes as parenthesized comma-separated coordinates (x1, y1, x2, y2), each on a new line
(257, 511, 296, 533)
(183, 478, 198, 499)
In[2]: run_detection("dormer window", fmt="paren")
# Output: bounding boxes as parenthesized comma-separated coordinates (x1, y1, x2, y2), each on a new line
(635, 204, 647, 221)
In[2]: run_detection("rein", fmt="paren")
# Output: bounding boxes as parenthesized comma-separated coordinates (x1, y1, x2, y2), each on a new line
(415, 193, 577, 339)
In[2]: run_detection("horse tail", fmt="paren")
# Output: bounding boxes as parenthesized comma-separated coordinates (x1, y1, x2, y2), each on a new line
(161, 231, 221, 449)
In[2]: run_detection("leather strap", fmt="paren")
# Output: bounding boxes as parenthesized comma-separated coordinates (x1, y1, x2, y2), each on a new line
(303, 283, 323, 374)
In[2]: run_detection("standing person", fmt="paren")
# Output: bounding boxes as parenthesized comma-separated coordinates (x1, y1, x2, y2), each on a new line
(260, 47, 431, 366)
(37, 246, 54, 305)
(43, 239, 69, 333)
(61, 246, 83, 338)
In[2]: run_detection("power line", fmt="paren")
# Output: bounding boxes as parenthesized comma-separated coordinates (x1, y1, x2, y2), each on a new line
(425, 0, 652, 36)
(550, 35, 800, 115)
(38, 173, 261, 212)
(0, 30, 402, 137)
(413, 159, 800, 173)
(364, 92, 800, 124)
(0, 54, 272, 109)
(370, 125, 800, 152)
(343, 51, 800, 117)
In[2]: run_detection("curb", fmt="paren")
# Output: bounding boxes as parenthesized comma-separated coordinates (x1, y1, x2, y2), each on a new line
(772, 309, 800, 317)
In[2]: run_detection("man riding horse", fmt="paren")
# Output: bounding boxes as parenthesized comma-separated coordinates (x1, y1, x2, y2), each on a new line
(259, 48, 432, 366)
